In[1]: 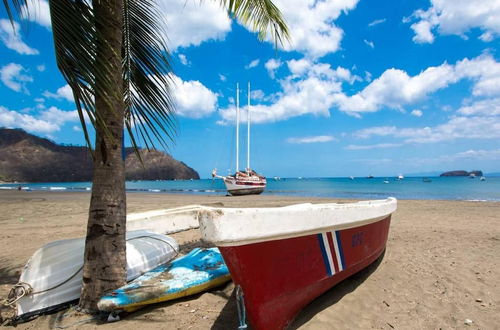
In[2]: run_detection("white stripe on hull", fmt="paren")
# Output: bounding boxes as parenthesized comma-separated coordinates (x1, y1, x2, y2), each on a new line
(321, 233, 335, 275)
(332, 231, 343, 271)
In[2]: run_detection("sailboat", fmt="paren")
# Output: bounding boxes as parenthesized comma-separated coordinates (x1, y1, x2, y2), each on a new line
(212, 83, 266, 196)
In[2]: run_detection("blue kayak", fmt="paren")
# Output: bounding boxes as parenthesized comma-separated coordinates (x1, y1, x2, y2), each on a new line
(97, 247, 231, 312)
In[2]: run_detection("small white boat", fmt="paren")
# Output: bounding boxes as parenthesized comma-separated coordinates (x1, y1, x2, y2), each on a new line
(8, 230, 178, 321)
(397, 174, 404, 180)
(480, 176, 486, 181)
(383, 179, 389, 184)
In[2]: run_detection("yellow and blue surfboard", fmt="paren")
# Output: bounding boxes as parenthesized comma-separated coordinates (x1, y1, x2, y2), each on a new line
(97, 248, 231, 312)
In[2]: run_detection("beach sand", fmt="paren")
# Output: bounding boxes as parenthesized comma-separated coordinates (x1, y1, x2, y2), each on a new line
(0, 191, 499, 329)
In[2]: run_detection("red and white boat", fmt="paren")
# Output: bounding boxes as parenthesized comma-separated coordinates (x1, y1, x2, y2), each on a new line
(215, 170, 266, 196)
(199, 197, 397, 329)
(212, 83, 266, 196)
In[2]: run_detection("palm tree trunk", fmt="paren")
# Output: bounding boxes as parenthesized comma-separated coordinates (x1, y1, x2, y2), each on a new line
(79, 0, 126, 312)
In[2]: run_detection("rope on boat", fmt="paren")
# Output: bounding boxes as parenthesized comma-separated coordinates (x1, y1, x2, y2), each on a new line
(3, 234, 179, 306)
(3, 283, 32, 307)
(235, 285, 247, 329)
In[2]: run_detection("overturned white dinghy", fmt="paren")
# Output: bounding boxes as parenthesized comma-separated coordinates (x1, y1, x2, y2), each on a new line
(8, 230, 178, 321)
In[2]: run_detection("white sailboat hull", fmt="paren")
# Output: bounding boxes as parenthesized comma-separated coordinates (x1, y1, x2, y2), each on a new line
(13, 230, 178, 320)
(224, 176, 266, 196)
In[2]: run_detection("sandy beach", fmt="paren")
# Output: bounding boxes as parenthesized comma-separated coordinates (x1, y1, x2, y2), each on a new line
(0, 190, 499, 329)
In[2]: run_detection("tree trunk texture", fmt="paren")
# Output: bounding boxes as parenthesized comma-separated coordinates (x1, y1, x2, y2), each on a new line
(79, 0, 126, 312)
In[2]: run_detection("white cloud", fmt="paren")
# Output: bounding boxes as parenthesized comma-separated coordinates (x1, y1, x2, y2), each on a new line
(250, 89, 265, 101)
(410, 20, 435, 43)
(287, 58, 310, 76)
(158, 0, 231, 50)
(457, 98, 500, 116)
(364, 71, 372, 82)
(245, 59, 260, 69)
(39, 106, 79, 125)
(411, 109, 423, 117)
(445, 148, 500, 161)
(218, 74, 227, 82)
(407, 0, 500, 43)
(0, 63, 33, 93)
(22, 0, 51, 29)
(363, 39, 375, 49)
(333, 54, 500, 114)
(178, 54, 189, 66)
(353, 116, 500, 144)
(368, 18, 386, 27)
(43, 84, 74, 102)
(266, 0, 360, 58)
(479, 31, 494, 42)
(36, 64, 45, 72)
(171, 75, 217, 118)
(345, 143, 402, 150)
(0, 19, 39, 55)
(219, 60, 352, 124)
(287, 135, 336, 144)
(265, 58, 282, 79)
(0, 106, 78, 134)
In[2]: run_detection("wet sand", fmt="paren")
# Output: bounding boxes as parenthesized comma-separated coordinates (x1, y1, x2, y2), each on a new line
(0, 191, 499, 329)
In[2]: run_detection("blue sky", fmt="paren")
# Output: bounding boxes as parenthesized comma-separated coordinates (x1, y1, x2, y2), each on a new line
(1, 0, 500, 178)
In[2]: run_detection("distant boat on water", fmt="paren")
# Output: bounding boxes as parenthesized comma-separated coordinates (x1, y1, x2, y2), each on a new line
(383, 179, 389, 184)
(480, 176, 486, 181)
(397, 174, 404, 180)
(422, 177, 432, 183)
(349, 176, 354, 180)
(212, 83, 266, 196)
(367, 175, 374, 179)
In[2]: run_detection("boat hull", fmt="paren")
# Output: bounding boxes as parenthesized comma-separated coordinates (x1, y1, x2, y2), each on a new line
(219, 216, 391, 329)
(13, 231, 179, 321)
(223, 177, 266, 196)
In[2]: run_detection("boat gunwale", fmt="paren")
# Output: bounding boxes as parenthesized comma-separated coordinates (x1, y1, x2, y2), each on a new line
(198, 197, 397, 247)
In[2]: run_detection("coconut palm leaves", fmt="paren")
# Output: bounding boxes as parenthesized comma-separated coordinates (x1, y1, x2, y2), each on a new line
(223, 0, 290, 47)
(49, 0, 176, 154)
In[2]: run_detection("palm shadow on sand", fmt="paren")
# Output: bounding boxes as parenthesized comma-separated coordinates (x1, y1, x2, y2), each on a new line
(211, 250, 386, 330)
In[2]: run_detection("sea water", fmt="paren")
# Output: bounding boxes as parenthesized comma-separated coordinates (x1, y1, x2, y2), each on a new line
(1, 176, 499, 201)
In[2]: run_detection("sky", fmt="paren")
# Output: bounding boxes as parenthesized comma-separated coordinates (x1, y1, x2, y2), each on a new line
(1, 0, 500, 178)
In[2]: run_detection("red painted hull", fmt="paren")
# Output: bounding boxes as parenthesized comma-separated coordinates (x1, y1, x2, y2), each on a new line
(219, 215, 392, 329)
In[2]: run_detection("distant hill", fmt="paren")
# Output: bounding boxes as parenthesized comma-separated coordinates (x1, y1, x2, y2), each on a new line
(439, 170, 483, 177)
(0, 128, 199, 182)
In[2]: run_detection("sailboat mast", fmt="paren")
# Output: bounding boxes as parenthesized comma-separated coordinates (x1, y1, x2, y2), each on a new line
(247, 82, 251, 172)
(236, 83, 240, 173)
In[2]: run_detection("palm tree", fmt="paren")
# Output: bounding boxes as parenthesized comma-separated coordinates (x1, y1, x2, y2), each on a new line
(3, 0, 289, 312)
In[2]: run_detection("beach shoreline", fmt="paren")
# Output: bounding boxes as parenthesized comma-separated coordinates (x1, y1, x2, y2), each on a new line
(0, 190, 499, 329)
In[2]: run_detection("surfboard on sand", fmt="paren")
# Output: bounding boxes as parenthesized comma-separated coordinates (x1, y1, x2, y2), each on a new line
(97, 247, 231, 313)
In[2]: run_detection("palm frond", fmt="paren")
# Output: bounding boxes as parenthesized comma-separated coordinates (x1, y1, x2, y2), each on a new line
(222, 0, 290, 48)
(123, 0, 176, 154)
(2, 0, 27, 22)
(47, 0, 176, 156)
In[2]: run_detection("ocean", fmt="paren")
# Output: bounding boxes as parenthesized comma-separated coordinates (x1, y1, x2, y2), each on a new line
(1, 176, 499, 201)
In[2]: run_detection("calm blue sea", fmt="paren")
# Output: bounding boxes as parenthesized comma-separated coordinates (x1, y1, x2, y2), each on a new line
(1, 176, 499, 201)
